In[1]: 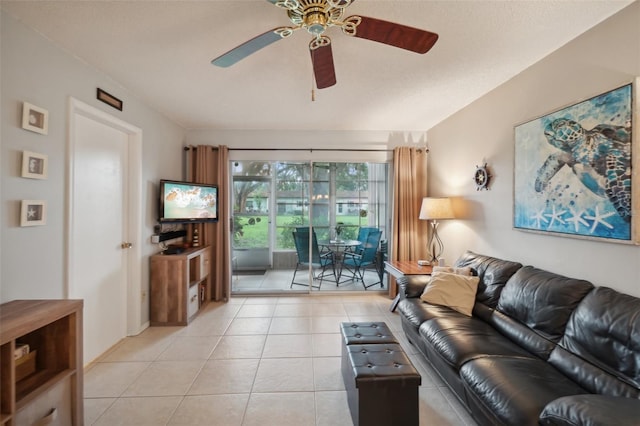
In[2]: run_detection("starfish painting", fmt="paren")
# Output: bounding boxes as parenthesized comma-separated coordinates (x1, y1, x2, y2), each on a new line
(514, 83, 632, 241)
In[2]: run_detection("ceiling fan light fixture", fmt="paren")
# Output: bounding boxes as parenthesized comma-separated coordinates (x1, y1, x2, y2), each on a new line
(305, 11, 328, 35)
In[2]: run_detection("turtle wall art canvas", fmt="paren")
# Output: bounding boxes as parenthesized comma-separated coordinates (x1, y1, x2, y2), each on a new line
(514, 83, 633, 241)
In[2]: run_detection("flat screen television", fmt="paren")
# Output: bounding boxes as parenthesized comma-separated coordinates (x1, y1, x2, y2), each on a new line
(159, 179, 218, 223)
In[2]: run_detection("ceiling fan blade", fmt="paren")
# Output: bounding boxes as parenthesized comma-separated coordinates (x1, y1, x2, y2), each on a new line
(310, 38, 336, 89)
(344, 16, 438, 54)
(212, 28, 293, 67)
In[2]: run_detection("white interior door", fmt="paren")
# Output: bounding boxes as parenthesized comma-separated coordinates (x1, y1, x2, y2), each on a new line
(68, 99, 142, 365)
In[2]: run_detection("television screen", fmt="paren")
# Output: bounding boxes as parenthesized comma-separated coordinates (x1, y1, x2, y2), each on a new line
(159, 180, 218, 223)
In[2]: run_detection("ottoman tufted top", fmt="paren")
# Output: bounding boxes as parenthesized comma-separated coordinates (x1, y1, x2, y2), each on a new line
(346, 343, 421, 386)
(340, 322, 398, 345)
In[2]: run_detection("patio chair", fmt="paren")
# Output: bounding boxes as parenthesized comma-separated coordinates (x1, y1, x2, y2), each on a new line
(340, 229, 382, 289)
(344, 226, 378, 254)
(290, 230, 337, 289)
(356, 227, 379, 244)
(376, 239, 388, 284)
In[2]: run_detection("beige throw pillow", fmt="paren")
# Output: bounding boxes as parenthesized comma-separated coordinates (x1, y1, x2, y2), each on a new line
(432, 266, 473, 276)
(420, 271, 480, 316)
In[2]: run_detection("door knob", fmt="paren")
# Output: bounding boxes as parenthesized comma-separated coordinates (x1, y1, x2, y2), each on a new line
(121, 242, 133, 249)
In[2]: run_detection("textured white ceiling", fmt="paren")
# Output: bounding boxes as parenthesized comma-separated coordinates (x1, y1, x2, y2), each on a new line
(2, 0, 633, 131)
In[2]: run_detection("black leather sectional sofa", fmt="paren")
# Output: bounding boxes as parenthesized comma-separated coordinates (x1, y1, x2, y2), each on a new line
(396, 251, 640, 425)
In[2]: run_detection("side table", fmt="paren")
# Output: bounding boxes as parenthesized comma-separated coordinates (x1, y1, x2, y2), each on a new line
(384, 260, 433, 312)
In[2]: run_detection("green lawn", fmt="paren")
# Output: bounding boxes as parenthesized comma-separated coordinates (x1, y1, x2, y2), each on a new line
(233, 214, 367, 249)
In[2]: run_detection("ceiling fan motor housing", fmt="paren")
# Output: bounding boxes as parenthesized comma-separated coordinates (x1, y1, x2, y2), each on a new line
(288, 0, 345, 35)
(305, 9, 328, 35)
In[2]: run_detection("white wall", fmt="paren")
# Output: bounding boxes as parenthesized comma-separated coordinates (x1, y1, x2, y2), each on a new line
(428, 2, 640, 296)
(0, 11, 185, 328)
(187, 129, 426, 162)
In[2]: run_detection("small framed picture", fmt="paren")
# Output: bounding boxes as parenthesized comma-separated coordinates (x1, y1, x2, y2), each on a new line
(21, 151, 48, 179)
(21, 102, 49, 135)
(20, 200, 47, 227)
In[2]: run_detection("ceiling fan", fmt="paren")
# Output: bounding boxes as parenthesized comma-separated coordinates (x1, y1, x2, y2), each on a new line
(211, 0, 439, 89)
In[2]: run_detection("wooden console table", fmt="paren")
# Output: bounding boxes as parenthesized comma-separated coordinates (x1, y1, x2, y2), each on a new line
(385, 261, 433, 312)
(0, 299, 83, 426)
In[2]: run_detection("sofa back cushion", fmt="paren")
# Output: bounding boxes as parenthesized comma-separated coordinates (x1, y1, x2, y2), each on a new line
(548, 286, 640, 397)
(491, 266, 593, 359)
(453, 250, 522, 308)
(497, 266, 594, 342)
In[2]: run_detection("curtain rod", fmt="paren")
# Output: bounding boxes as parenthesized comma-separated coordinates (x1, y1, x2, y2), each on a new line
(229, 148, 393, 152)
(184, 146, 218, 151)
(183, 146, 429, 153)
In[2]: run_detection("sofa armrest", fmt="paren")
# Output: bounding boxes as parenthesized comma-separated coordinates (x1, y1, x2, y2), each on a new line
(397, 275, 432, 299)
(539, 395, 640, 426)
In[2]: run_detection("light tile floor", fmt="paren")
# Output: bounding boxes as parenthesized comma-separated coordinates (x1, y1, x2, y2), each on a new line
(84, 294, 478, 426)
(232, 268, 388, 294)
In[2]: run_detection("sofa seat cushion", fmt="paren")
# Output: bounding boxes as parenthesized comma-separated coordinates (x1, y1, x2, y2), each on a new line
(419, 315, 535, 369)
(539, 395, 640, 426)
(460, 357, 587, 426)
(548, 344, 640, 399)
(453, 251, 523, 308)
(396, 299, 457, 331)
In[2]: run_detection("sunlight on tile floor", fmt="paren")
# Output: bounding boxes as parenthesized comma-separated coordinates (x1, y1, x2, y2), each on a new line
(84, 294, 478, 426)
(232, 268, 388, 294)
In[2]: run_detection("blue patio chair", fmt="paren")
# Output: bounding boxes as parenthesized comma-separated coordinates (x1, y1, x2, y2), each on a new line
(345, 226, 378, 254)
(290, 230, 336, 289)
(296, 226, 331, 254)
(341, 229, 382, 289)
(356, 227, 379, 244)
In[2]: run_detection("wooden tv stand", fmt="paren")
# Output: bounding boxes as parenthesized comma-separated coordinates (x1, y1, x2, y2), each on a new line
(150, 246, 211, 326)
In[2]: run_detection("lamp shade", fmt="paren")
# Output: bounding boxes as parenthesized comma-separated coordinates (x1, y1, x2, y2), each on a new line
(419, 197, 454, 220)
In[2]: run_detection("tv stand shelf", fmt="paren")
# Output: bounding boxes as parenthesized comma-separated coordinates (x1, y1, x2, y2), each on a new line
(150, 246, 211, 326)
(0, 299, 83, 426)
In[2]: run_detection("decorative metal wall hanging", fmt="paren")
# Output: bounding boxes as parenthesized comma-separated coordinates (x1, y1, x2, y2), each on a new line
(474, 163, 491, 191)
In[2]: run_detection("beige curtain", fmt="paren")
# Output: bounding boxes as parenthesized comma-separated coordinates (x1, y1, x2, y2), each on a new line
(389, 146, 429, 298)
(186, 145, 230, 302)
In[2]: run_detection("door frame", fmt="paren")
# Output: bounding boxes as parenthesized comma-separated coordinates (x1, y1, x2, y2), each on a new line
(66, 97, 143, 336)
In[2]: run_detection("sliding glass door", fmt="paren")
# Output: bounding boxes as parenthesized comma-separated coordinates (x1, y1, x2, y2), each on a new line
(231, 160, 389, 294)
(231, 162, 271, 274)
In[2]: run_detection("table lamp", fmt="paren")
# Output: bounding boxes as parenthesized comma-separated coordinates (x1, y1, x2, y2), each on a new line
(419, 197, 454, 264)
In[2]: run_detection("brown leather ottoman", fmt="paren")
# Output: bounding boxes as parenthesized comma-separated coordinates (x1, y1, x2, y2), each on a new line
(341, 323, 421, 426)
(340, 322, 399, 385)
(340, 322, 398, 345)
